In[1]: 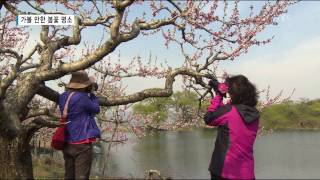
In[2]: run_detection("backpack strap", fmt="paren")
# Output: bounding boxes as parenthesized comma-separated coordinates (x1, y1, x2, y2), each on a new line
(62, 92, 75, 119)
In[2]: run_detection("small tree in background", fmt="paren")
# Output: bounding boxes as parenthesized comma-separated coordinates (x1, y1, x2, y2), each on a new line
(133, 96, 172, 127)
(172, 91, 199, 123)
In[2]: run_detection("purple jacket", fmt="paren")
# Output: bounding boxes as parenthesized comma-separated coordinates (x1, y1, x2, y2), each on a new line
(204, 95, 259, 179)
(59, 91, 101, 143)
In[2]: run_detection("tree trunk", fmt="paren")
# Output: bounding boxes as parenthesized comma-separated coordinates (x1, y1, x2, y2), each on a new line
(0, 135, 34, 179)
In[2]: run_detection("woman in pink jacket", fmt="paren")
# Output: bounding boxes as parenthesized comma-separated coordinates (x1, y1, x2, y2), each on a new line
(204, 75, 259, 180)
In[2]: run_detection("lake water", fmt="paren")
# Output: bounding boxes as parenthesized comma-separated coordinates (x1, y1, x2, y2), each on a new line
(92, 129, 320, 179)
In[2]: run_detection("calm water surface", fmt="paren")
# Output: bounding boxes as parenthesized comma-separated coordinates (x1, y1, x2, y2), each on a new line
(92, 129, 320, 179)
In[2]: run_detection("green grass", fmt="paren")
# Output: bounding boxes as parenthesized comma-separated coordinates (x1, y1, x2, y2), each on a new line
(260, 99, 320, 129)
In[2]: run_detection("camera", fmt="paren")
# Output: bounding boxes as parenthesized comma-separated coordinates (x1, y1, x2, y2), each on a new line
(92, 82, 98, 91)
(208, 78, 229, 96)
(88, 76, 98, 92)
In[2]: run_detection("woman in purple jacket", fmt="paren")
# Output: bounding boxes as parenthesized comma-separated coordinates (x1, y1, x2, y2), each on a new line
(204, 75, 259, 180)
(59, 70, 101, 179)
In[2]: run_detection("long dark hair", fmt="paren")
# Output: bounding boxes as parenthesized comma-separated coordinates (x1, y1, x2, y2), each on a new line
(226, 75, 258, 107)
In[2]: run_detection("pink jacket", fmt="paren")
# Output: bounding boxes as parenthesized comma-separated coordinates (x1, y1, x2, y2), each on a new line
(204, 95, 259, 179)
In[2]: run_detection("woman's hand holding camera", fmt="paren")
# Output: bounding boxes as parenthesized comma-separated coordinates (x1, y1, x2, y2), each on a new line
(208, 78, 229, 97)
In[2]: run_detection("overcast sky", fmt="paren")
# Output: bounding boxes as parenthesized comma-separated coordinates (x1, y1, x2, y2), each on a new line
(7, 1, 320, 101)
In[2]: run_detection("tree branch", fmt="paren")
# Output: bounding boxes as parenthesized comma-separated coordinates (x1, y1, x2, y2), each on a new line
(25, 108, 58, 120)
(22, 44, 41, 63)
(32, 117, 59, 128)
(113, 0, 134, 11)
(24, 117, 59, 133)
(32, 4, 179, 83)
(197, 51, 229, 72)
(91, 0, 103, 18)
(3, 0, 64, 15)
(139, 16, 178, 30)
(34, 2, 126, 81)
(0, 48, 21, 60)
(19, 64, 40, 72)
(55, 17, 81, 47)
(82, 15, 115, 26)
(35, 38, 119, 81)
(36, 67, 209, 107)
(2, 1, 35, 15)
(99, 67, 208, 106)
(167, 0, 183, 13)
(24, 0, 46, 13)
(119, 19, 140, 42)
(40, 26, 49, 44)
(37, 83, 60, 103)
(0, 49, 22, 98)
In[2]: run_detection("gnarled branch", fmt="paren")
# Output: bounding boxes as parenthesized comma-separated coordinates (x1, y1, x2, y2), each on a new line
(25, 108, 58, 120)
(37, 67, 209, 107)
(23, 117, 59, 134)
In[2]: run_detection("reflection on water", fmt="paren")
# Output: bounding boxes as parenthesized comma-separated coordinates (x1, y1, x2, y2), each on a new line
(93, 129, 320, 179)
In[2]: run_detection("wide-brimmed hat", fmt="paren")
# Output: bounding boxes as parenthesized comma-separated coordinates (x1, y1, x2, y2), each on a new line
(66, 70, 94, 89)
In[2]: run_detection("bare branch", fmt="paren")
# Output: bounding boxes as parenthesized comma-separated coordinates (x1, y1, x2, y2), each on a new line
(37, 84, 60, 103)
(82, 15, 115, 26)
(113, 0, 134, 11)
(40, 26, 49, 44)
(36, 67, 210, 107)
(139, 16, 178, 30)
(119, 20, 140, 42)
(24, 0, 46, 13)
(167, 0, 183, 13)
(98, 67, 209, 106)
(19, 64, 41, 72)
(3, 0, 63, 15)
(22, 44, 41, 63)
(56, 17, 81, 47)
(119, 0, 135, 9)
(119, 15, 178, 43)
(110, 1, 126, 40)
(197, 51, 229, 72)
(0, 48, 21, 61)
(25, 117, 59, 132)
(25, 108, 58, 120)
(91, 0, 103, 17)
(2, 1, 35, 15)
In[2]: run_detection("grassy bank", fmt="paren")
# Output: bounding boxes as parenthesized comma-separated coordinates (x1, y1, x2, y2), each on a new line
(33, 156, 131, 179)
(260, 99, 320, 129)
(33, 157, 64, 179)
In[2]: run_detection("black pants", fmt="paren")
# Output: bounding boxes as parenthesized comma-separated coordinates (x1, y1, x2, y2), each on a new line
(63, 143, 93, 180)
(211, 172, 220, 180)
(210, 172, 230, 180)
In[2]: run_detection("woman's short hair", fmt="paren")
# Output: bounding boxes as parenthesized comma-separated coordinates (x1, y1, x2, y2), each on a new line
(226, 75, 258, 107)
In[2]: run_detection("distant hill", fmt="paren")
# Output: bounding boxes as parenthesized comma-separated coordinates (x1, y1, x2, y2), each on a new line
(260, 99, 320, 129)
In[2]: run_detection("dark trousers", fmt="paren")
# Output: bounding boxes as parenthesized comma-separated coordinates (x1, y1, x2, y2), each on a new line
(63, 143, 93, 180)
(210, 172, 230, 180)
(211, 172, 221, 180)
